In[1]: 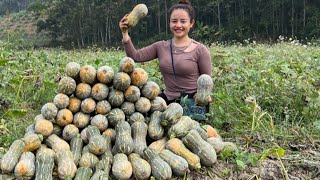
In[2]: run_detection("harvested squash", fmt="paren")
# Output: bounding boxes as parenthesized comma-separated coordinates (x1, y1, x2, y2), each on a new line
(55, 108, 74, 126)
(202, 124, 220, 138)
(144, 147, 172, 180)
(74, 167, 93, 180)
(79, 152, 99, 168)
(114, 121, 134, 155)
(23, 133, 43, 152)
(135, 97, 151, 113)
(126, 4, 148, 29)
(95, 100, 112, 115)
(112, 153, 133, 180)
(56, 150, 77, 179)
(148, 137, 168, 153)
(40, 102, 58, 120)
(108, 89, 125, 107)
(65, 62, 81, 79)
(87, 125, 107, 155)
(150, 96, 167, 113)
(119, 57, 135, 73)
(131, 121, 148, 156)
(79, 65, 96, 84)
(53, 93, 70, 109)
(121, 101, 136, 116)
(129, 153, 151, 180)
(70, 135, 83, 165)
(46, 134, 70, 152)
(14, 152, 35, 178)
(75, 82, 92, 99)
(128, 112, 145, 124)
(182, 129, 217, 166)
(90, 114, 108, 132)
(91, 83, 109, 100)
(107, 108, 125, 126)
(141, 81, 160, 100)
(67, 96, 81, 113)
(73, 111, 90, 128)
(194, 74, 213, 106)
(130, 68, 148, 87)
(58, 76, 77, 95)
(167, 116, 199, 138)
(124, 85, 141, 102)
(206, 137, 224, 154)
(148, 111, 164, 140)
(34, 118, 53, 137)
(62, 124, 79, 141)
(97, 65, 114, 84)
(1, 139, 25, 173)
(80, 98, 96, 114)
(160, 102, 183, 127)
(35, 146, 55, 180)
(113, 72, 131, 91)
(159, 149, 189, 176)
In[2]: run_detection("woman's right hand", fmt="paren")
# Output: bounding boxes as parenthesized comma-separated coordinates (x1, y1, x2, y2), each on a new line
(119, 14, 129, 33)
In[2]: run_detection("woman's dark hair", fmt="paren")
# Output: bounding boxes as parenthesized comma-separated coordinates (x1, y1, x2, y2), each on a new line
(169, 0, 195, 22)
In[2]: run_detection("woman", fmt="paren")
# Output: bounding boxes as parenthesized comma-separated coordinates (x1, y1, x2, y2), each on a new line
(119, 0, 212, 114)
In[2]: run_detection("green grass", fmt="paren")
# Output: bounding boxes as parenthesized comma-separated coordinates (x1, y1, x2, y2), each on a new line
(0, 40, 319, 178)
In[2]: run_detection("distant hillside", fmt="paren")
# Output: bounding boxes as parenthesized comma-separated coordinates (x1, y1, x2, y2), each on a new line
(0, 10, 49, 47)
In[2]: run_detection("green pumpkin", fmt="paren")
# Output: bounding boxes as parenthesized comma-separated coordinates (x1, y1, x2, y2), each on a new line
(65, 62, 81, 79)
(95, 100, 112, 115)
(141, 81, 160, 100)
(14, 152, 36, 178)
(79, 65, 97, 84)
(159, 149, 189, 176)
(131, 122, 148, 156)
(112, 153, 133, 180)
(114, 121, 134, 155)
(113, 72, 131, 91)
(108, 89, 124, 107)
(119, 57, 135, 73)
(75, 82, 92, 99)
(148, 111, 164, 140)
(58, 76, 77, 95)
(91, 83, 109, 101)
(124, 85, 140, 102)
(97, 65, 114, 84)
(74, 167, 93, 180)
(129, 153, 151, 180)
(1, 139, 25, 173)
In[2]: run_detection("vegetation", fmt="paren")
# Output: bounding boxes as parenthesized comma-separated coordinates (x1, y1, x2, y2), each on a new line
(1, 0, 320, 48)
(0, 38, 319, 178)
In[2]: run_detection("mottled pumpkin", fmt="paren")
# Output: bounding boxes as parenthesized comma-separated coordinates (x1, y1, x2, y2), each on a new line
(95, 100, 111, 115)
(14, 152, 35, 178)
(148, 111, 164, 140)
(56, 108, 74, 126)
(75, 83, 92, 99)
(53, 93, 70, 109)
(73, 111, 90, 128)
(79, 65, 97, 84)
(62, 124, 80, 141)
(135, 97, 151, 114)
(130, 68, 148, 87)
(23, 133, 43, 152)
(41, 102, 58, 120)
(150, 96, 167, 113)
(90, 114, 108, 132)
(121, 101, 135, 116)
(129, 153, 151, 180)
(119, 57, 135, 73)
(34, 118, 53, 137)
(103, 128, 116, 142)
(91, 83, 109, 100)
(97, 65, 114, 84)
(195, 74, 213, 106)
(0, 139, 25, 173)
(129, 112, 145, 125)
(124, 85, 141, 102)
(65, 62, 81, 79)
(141, 81, 160, 100)
(56, 150, 77, 179)
(107, 108, 125, 126)
(160, 102, 183, 127)
(81, 98, 96, 113)
(108, 89, 124, 107)
(113, 72, 131, 91)
(112, 153, 133, 180)
(46, 134, 70, 153)
(58, 76, 77, 95)
(67, 96, 81, 113)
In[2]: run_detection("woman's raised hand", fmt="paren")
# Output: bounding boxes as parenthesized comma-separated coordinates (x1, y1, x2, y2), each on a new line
(119, 14, 129, 33)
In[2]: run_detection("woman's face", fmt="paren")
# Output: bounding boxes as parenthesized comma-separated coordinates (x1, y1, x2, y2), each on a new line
(169, 9, 194, 39)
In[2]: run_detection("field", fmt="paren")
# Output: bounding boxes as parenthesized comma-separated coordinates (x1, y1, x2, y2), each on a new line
(0, 40, 319, 179)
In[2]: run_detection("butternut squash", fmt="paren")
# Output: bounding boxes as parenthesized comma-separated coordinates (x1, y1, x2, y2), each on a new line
(114, 121, 134, 155)
(182, 129, 217, 166)
(129, 153, 151, 180)
(131, 121, 148, 156)
(1, 139, 25, 173)
(148, 137, 168, 153)
(194, 74, 213, 106)
(74, 167, 93, 180)
(112, 153, 133, 180)
(126, 4, 148, 29)
(159, 149, 189, 176)
(148, 111, 164, 140)
(56, 150, 77, 179)
(166, 138, 201, 170)
(46, 134, 70, 153)
(14, 152, 35, 178)
(160, 102, 183, 127)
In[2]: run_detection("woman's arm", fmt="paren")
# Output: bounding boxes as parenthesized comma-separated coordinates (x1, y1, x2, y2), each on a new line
(119, 15, 158, 62)
(198, 45, 212, 76)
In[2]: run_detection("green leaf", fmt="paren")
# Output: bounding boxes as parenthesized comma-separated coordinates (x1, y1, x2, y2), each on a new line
(314, 121, 320, 130)
(95, 59, 101, 66)
(5, 109, 27, 118)
(236, 159, 246, 169)
(0, 59, 9, 66)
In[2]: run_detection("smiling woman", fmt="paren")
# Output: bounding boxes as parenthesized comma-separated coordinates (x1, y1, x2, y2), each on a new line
(119, 0, 212, 119)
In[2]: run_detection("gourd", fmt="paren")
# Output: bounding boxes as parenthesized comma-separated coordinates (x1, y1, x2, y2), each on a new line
(193, 125, 208, 140)
(167, 116, 198, 138)
(14, 152, 35, 178)
(56, 150, 77, 179)
(126, 4, 148, 29)
(119, 57, 135, 73)
(0, 139, 25, 173)
(141, 81, 160, 100)
(194, 74, 213, 106)
(46, 134, 70, 152)
(90, 114, 108, 132)
(128, 112, 145, 125)
(148, 111, 164, 140)
(35, 146, 55, 180)
(128, 153, 151, 180)
(150, 96, 167, 113)
(91, 169, 108, 179)
(182, 129, 217, 166)
(52, 124, 63, 136)
(23, 133, 43, 152)
(58, 76, 77, 95)
(160, 102, 183, 127)
(112, 153, 132, 180)
(87, 125, 107, 155)
(62, 124, 80, 141)
(159, 149, 189, 176)
(73, 111, 90, 128)
(53, 93, 70, 109)
(96, 151, 113, 178)
(107, 108, 125, 126)
(65, 62, 81, 79)
(148, 137, 168, 153)
(79, 65, 97, 84)
(143, 147, 172, 180)
(95, 100, 111, 115)
(79, 152, 99, 168)
(108, 89, 124, 107)
(166, 138, 201, 170)
(97, 65, 114, 84)
(121, 101, 136, 116)
(55, 108, 74, 126)
(103, 128, 116, 142)
(67, 96, 81, 113)
(74, 167, 93, 180)
(113, 72, 131, 91)
(130, 68, 148, 87)
(24, 123, 35, 135)
(124, 85, 140, 102)
(131, 122, 148, 156)
(114, 121, 134, 155)
(40, 102, 58, 120)
(91, 83, 109, 100)
(34, 117, 53, 137)
(75, 82, 92, 99)
(80, 127, 89, 143)
(81, 98, 96, 113)
(202, 124, 219, 138)
(135, 97, 151, 114)
(206, 137, 224, 154)
(70, 135, 83, 165)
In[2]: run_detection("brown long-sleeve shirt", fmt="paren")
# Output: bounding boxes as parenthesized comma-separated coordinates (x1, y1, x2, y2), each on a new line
(123, 38, 212, 100)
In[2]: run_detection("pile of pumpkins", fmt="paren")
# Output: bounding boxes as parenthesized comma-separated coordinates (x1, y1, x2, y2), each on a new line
(0, 57, 237, 180)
